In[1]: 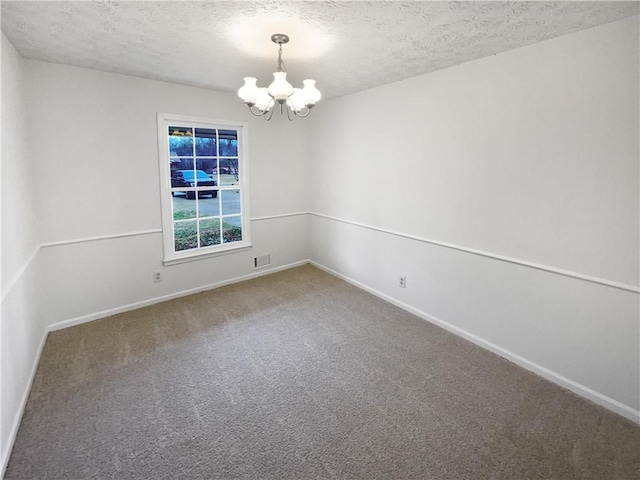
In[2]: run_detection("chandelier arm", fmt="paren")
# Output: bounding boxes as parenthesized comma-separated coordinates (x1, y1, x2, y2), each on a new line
(265, 96, 276, 114)
(285, 105, 296, 121)
(263, 105, 276, 121)
(247, 105, 266, 117)
(293, 107, 312, 118)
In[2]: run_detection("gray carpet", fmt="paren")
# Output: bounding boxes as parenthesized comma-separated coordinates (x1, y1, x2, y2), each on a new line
(5, 265, 640, 479)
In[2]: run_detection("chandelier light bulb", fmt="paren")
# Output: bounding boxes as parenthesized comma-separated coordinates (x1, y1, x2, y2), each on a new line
(287, 88, 306, 113)
(238, 33, 321, 120)
(255, 88, 273, 112)
(302, 79, 321, 106)
(238, 77, 259, 105)
(268, 72, 294, 102)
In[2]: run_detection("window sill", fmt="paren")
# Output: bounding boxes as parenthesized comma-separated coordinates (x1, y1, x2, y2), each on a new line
(163, 243, 252, 266)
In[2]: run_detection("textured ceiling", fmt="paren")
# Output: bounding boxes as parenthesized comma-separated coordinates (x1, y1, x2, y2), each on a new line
(2, 1, 638, 100)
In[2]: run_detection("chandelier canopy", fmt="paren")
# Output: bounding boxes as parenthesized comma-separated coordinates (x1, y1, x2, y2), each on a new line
(238, 34, 321, 121)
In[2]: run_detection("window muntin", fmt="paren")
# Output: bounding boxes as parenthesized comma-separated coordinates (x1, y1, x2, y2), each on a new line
(158, 114, 249, 263)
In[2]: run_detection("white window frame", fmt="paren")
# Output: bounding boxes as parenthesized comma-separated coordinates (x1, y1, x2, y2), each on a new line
(157, 113, 251, 265)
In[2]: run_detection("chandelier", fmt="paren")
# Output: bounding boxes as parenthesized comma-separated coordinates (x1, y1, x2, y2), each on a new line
(237, 34, 321, 121)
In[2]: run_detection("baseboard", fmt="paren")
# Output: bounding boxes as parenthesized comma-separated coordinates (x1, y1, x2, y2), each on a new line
(309, 261, 640, 425)
(1, 328, 49, 479)
(48, 260, 310, 331)
(5, 258, 636, 480)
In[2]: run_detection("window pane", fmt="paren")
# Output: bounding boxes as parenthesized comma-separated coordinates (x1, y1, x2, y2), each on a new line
(222, 216, 242, 244)
(198, 196, 220, 218)
(199, 218, 221, 247)
(221, 189, 241, 216)
(196, 158, 218, 184)
(219, 159, 239, 186)
(172, 195, 196, 220)
(168, 126, 193, 157)
(171, 165, 193, 196)
(192, 169, 216, 189)
(195, 128, 216, 156)
(170, 157, 194, 172)
(174, 221, 198, 251)
(172, 168, 216, 192)
(219, 130, 238, 156)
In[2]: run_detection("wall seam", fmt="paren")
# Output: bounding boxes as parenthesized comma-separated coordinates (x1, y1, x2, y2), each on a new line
(0, 245, 39, 303)
(0, 327, 48, 478)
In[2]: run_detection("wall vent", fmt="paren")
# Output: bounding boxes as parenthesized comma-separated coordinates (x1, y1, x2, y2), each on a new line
(254, 254, 271, 269)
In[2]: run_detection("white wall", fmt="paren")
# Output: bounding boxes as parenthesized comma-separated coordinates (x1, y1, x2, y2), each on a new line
(2, 16, 639, 474)
(309, 17, 640, 420)
(26, 62, 310, 244)
(1, 34, 46, 473)
(24, 61, 311, 328)
(1, 38, 39, 286)
(1, 56, 311, 474)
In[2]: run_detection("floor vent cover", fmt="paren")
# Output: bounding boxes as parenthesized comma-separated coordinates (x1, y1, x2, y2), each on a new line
(254, 254, 271, 269)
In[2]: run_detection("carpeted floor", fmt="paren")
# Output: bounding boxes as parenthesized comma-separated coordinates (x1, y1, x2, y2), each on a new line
(5, 265, 640, 479)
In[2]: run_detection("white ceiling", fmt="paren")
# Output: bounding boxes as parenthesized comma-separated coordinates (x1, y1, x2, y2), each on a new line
(2, 1, 638, 100)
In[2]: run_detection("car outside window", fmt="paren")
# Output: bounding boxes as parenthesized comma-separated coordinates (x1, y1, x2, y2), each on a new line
(157, 113, 250, 264)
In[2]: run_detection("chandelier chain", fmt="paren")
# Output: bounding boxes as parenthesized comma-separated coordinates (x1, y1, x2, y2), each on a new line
(277, 43, 286, 73)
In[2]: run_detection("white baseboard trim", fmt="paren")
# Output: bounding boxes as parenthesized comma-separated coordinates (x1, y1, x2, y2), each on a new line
(4, 258, 636, 480)
(309, 261, 640, 425)
(48, 260, 310, 332)
(1, 327, 49, 479)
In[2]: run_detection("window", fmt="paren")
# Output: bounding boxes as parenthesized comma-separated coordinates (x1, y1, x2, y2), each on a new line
(157, 113, 250, 264)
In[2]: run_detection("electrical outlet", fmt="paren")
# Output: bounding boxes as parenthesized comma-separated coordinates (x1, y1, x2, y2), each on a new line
(153, 271, 163, 283)
(399, 276, 406, 288)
